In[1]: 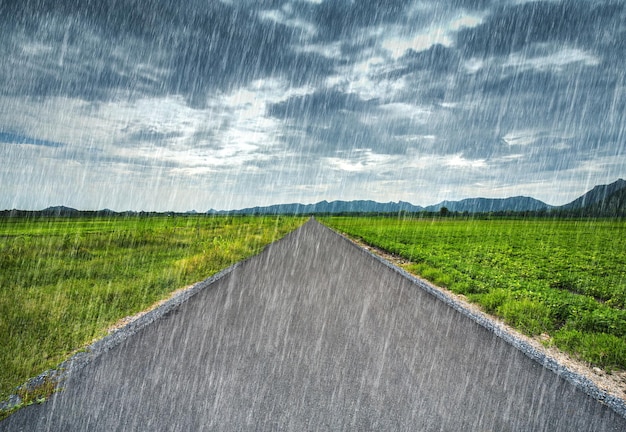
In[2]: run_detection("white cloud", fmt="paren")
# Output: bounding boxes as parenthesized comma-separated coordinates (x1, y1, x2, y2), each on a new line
(383, 31, 452, 58)
(504, 47, 601, 72)
(0, 78, 311, 191)
(465, 44, 600, 76)
(396, 134, 437, 143)
(444, 154, 487, 169)
(295, 42, 343, 59)
(20, 41, 55, 56)
(448, 15, 483, 31)
(463, 58, 484, 74)
(382, 14, 483, 59)
(335, 58, 408, 100)
(258, 8, 317, 38)
(324, 149, 396, 173)
(502, 130, 572, 149)
(379, 103, 432, 122)
(502, 131, 540, 146)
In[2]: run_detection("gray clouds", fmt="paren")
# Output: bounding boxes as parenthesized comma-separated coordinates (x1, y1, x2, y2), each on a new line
(0, 0, 624, 210)
(456, 1, 625, 57)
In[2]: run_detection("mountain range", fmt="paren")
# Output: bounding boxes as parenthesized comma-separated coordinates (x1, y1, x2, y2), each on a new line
(2, 179, 625, 217)
(209, 200, 425, 215)
(422, 196, 549, 213)
(208, 179, 626, 216)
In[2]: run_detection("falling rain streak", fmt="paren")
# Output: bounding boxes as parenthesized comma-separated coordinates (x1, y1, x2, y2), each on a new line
(1, 1, 626, 430)
(0, 0, 623, 211)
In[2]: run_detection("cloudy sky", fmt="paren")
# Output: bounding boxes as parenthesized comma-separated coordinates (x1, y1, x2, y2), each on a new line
(1, 0, 624, 211)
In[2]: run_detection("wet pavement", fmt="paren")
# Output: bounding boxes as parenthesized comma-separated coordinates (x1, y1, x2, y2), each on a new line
(2, 219, 626, 431)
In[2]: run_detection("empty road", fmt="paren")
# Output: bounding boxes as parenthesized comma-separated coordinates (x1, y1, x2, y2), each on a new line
(2, 219, 625, 431)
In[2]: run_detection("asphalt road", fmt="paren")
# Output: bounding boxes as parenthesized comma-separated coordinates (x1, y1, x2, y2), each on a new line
(2, 218, 626, 431)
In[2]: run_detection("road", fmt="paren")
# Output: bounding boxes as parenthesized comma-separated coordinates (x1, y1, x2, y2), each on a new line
(2, 218, 625, 431)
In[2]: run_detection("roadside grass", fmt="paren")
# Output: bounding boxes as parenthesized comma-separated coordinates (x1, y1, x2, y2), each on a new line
(0, 215, 304, 405)
(322, 216, 626, 370)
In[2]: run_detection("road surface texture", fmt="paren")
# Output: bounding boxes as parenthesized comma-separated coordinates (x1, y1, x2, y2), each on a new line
(2, 218, 626, 431)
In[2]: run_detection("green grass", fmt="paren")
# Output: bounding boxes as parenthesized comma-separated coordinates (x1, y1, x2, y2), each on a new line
(322, 216, 626, 370)
(0, 215, 304, 403)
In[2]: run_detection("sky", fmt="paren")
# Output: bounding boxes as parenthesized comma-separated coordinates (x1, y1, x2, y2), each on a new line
(1, 0, 624, 211)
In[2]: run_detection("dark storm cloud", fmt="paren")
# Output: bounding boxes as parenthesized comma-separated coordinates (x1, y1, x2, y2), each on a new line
(267, 88, 418, 158)
(449, 53, 623, 142)
(302, 0, 496, 42)
(0, 0, 493, 106)
(401, 45, 461, 73)
(309, 115, 403, 155)
(304, 0, 411, 40)
(380, 1, 626, 173)
(457, 1, 625, 58)
(125, 129, 185, 144)
(274, 110, 416, 159)
(0, 3, 170, 100)
(448, 0, 493, 8)
(0, 131, 64, 148)
(267, 90, 377, 119)
(1, 0, 624, 210)
(170, 35, 338, 108)
(0, 0, 341, 105)
(3, 0, 620, 106)
(380, 44, 461, 82)
(0, 0, 475, 106)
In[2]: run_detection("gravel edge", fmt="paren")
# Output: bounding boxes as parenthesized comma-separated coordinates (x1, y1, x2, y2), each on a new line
(4, 218, 625, 421)
(0, 261, 243, 413)
(321, 220, 626, 420)
(0, 222, 307, 415)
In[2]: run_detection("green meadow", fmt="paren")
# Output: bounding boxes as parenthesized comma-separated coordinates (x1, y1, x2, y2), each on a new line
(322, 216, 626, 370)
(0, 215, 304, 403)
(3, 214, 625, 413)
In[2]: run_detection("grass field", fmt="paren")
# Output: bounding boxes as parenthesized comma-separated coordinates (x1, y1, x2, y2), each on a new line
(0, 215, 305, 403)
(322, 216, 626, 370)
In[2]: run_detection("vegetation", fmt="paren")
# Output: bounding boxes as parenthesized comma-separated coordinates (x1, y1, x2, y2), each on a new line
(3, 211, 625, 416)
(322, 216, 626, 370)
(0, 215, 304, 404)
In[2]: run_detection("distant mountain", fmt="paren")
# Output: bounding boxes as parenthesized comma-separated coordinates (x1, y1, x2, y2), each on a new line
(41, 206, 80, 216)
(424, 196, 551, 213)
(208, 196, 552, 215)
(3, 180, 624, 218)
(96, 208, 118, 216)
(560, 179, 626, 210)
(208, 200, 424, 215)
(594, 187, 626, 217)
(556, 179, 626, 216)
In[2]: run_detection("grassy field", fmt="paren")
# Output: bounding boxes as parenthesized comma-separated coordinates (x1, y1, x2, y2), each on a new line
(322, 216, 626, 370)
(0, 215, 304, 403)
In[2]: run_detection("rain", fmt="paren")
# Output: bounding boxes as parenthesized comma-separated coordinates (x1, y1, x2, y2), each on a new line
(1, 0, 626, 430)
(1, 0, 624, 211)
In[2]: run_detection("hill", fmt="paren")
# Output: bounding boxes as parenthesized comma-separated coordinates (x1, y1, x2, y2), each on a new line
(2, 179, 624, 217)
(424, 196, 551, 213)
(208, 200, 424, 215)
(41, 206, 81, 216)
(211, 196, 552, 215)
(555, 179, 626, 217)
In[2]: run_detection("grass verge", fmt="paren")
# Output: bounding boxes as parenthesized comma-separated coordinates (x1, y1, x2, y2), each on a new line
(322, 216, 626, 371)
(0, 215, 304, 409)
